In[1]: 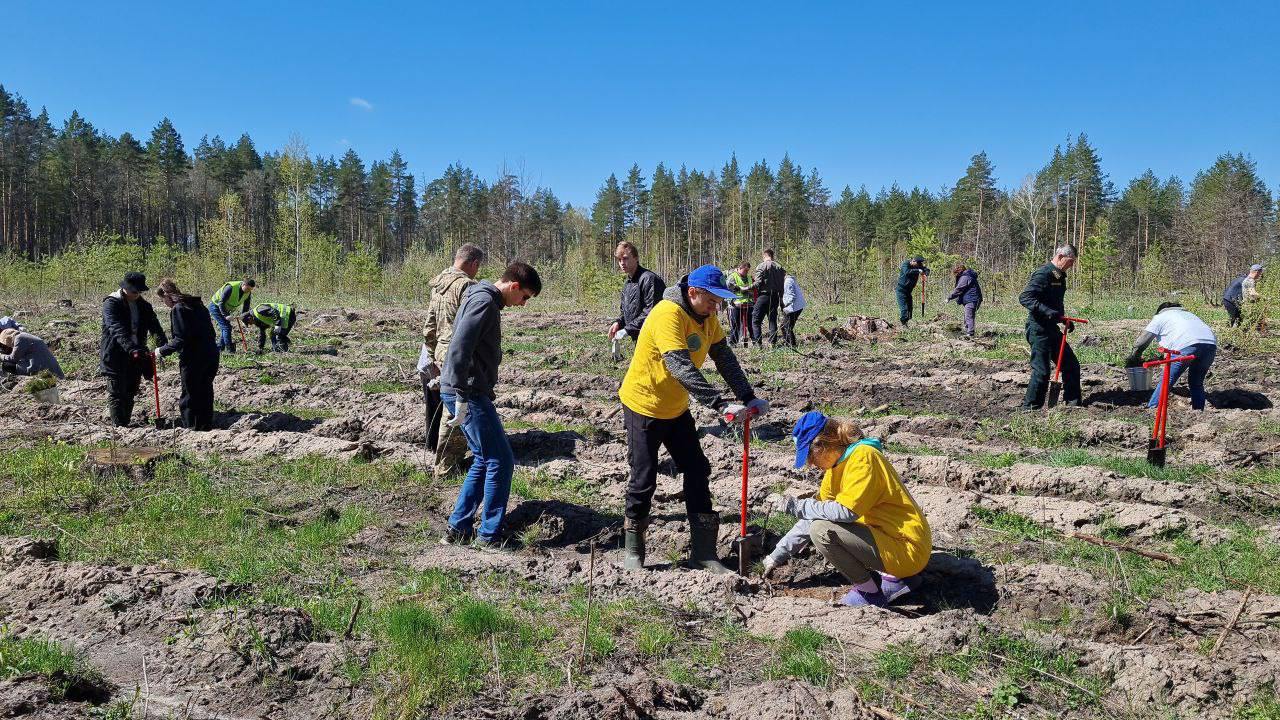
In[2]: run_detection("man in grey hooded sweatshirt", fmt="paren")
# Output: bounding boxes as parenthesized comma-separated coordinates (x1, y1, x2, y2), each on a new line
(438, 262, 542, 550)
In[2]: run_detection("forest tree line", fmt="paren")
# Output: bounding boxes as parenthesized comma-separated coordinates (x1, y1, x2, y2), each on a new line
(1, 83, 1275, 304)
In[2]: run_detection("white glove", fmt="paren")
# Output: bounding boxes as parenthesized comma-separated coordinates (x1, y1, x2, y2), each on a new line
(746, 398, 770, 417)
(761, 554, 780, 578)
(446, 399, 469, 427)
(723, 403, 748, 422)
(427, 376, 440, 390)
(764, 492, 796, 516)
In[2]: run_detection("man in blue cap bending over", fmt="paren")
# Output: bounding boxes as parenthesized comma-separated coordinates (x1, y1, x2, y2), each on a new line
(618, 264, 770, 573)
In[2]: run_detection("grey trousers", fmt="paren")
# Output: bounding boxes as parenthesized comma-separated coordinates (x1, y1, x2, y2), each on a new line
(963, 302, 979, 336)
(810, 520, 885, 584)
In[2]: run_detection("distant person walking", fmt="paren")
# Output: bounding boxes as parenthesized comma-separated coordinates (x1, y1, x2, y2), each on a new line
(895, 257, 929, 327)
(0, 329, 63, 379)
(100, 272, 167, 426)
(751, 249, 786, 348)
(209, 279, 255, 353)
(420, 243, 485, 477)
(781, 273, 806, 348)
(439, 262, 542, 550)
(1223, 264, 1263, 327)
(1125, 302, 1217, 411)
(1019, 246, 1082, 409)
(243, 303, 296, 352)
(155, 280, 219, 430)
(947, 265, 983, 338)
(726, 261, 755, 348)
(607, 241, 665, 345)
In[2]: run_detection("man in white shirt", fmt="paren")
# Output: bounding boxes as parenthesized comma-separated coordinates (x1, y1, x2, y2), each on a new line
(1124, 302, 1217, 410)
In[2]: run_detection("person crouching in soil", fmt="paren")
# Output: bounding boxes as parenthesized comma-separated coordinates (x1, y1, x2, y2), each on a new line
(763, 411, 931, 607)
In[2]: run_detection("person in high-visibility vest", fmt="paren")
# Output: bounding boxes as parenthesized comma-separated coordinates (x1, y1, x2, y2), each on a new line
(209, 279, 256, 353)
(242, 303, 296, 353)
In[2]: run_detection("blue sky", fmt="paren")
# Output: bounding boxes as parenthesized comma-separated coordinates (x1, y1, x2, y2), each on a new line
(3, 1, 1277, 208)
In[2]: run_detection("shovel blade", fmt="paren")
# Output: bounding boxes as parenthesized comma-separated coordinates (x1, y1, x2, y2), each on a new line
(1047, 382, 1062, 408)
(733, 532, 763, 576)
(1147, 438, 1167, 468)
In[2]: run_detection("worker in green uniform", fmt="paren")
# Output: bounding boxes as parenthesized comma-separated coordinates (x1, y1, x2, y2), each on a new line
(895, 257, 929, 327)
(242, 303, 296, 353)
(209, 279, 255, 353)
(1018, 245, 1082, 409)
(726, 261, 755, 347)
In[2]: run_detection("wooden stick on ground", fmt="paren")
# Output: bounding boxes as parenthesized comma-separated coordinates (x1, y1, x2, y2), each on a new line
(1070, 532, 1183, 566)
(1211, 587, 1252, 657)
(343, 597, 363, 640)
(579, 540, 597, 667)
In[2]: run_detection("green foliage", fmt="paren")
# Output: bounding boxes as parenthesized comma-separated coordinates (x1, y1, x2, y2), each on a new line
(510, 468, 597, 505)
(874, 642, 920, 681)
(24, 369, 58, 393)
(970, 506, 1052, 540)
(1046, 448, 1212, 482)
(0, 632, 101, 699)
(1236, 692, 1280, 720)
(768, 627, 833, 686)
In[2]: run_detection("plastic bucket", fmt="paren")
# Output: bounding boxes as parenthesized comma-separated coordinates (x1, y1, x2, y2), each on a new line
(32, 387, 60, 404)
(1126, 367, 1153, 392)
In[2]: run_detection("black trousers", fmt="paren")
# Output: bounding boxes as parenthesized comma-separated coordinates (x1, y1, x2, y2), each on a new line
(1023, 323, 1081, 408)
(896, 290, 914, 326)
(751, 292, 781, 346)
(782, 309, 803, 347)
(1224, 299, 1242, 327)
(624, 407, 713, 521)
(421, 372, 443, 452)
(179, 361, 217, 430)
(106, 369, 142, 426)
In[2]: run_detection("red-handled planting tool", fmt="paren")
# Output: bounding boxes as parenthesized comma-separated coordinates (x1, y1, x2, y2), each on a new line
(148, 351, 174, 428)
(1047, 317, 1089, 408)
(725, 406, 762, 575)
(236, 318, 248, 351)
(1143, 348, 1195, 468)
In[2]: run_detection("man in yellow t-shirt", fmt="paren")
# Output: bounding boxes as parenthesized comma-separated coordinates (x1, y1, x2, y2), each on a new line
(618, 264, 770, 574)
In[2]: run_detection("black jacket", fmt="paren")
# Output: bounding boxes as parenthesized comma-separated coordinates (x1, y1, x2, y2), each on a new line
(614, 266, 665, 340)
(157, 296, 219, 369)
(1019, 263, 1068, 327)
(100, 290, 167, 377)
(441, 281, 504, 401)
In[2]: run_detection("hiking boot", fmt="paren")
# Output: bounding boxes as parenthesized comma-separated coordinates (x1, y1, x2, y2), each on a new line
(440, 525, 473, 546)
(841, 587, 888, 607)
(878, 575, 911, 603)
(623, 517, 648, 570)
(473, 536, 509, 553)
(1062, 399, 1085, 408)
(686, 513, 732, 575)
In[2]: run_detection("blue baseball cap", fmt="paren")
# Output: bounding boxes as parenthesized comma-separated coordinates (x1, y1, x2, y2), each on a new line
(792, 411, 828, 468)
(688, 264, 738, 300)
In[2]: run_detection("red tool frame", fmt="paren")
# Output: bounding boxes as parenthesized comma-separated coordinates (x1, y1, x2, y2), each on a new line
(1143, 347, 1196, 467)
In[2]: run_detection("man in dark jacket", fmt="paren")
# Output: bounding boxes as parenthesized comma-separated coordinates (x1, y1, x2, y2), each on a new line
(751, 249, 786, 348)
(1019, 246, 1081, 409)
(155, 279, 219, 430)
(947, 265, 983, 338)
(896, 257, 929, 327)
(439, 262, 542, 550)
(100, 272, 168, 426)
(607, 241, 665, 345)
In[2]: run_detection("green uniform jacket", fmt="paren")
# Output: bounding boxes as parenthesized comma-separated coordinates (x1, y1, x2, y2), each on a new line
(896, 261, 928, 294)
(213, 281, 253, 315)
(1019, 263, 1067, 328)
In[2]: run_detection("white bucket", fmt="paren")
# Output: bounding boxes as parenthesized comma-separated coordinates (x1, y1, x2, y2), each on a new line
(1126, 367, 1153, 392)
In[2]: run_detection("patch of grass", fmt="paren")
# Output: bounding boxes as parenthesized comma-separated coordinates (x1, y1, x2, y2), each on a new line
(977, 631, 1107, 709)
(1047, 448, 1212, 482)
(0, 633, 101, 699)
(970, 506, 1052, 540)
(635, 622, 678, 658)
(511, 468, 597, 505)
(1236, 692, 1280, 719)
(361, 380, 413, 394)
(979, 413, 1082, 448)
(768, 627, 833, 686)
(874, 642, 920, 681)
(968, 451, 1021, 469)
(505, 419, 600, 436)
(883, 441, 946, 456)
(1237, 467, 1280, 487)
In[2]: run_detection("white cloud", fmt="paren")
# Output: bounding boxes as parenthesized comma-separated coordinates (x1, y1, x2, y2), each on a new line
(349, 97, 373, 111)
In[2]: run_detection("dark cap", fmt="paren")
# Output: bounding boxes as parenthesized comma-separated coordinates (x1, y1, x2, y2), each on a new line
(121, 272, 148, 293)
(913, 256, 925, 264)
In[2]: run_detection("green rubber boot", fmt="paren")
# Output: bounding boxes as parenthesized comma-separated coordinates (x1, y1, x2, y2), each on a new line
(687, 513, 733, 575)
(623, 517, 648, 570)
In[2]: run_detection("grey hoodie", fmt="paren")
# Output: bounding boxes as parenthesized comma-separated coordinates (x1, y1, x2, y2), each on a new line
(2, 332, 63, 379)
(440, 281, 504, 401)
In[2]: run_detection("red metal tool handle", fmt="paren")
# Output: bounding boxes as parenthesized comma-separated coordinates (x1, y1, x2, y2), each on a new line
(149, 352, 161, 418)
(237, 318, 248, 348)
(1060, 317, 1089, 324)
(723, 406, 759, 538)
(1051, 332, 1068, 383)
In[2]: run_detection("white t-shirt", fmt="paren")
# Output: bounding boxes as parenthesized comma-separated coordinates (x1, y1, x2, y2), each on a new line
(1144, 308, 1217, 353)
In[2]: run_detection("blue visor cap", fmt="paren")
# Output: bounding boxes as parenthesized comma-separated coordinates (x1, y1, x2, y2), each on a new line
(688, 264, 739, 300)
(792, 411, 828, 468)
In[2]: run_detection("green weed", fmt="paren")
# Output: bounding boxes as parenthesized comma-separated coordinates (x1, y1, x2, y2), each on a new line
(874, 642, 920, 681)
(1047, 448, 1212, 482)
(511, 468, 597, 505)
(768, 627, 833, 686)
(970, 506, 1052, 540)
(0, 633, 102, 699)
(1236, 692, 1280, 719)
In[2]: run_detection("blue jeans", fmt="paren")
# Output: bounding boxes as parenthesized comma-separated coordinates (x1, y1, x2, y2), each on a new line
(209, 302, 233, 350)
(1148, 343, 1216, 410)
(442, 393, 514, 541)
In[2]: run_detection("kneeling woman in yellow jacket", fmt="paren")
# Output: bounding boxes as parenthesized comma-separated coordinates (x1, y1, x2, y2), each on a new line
(764, 411, 931, 607)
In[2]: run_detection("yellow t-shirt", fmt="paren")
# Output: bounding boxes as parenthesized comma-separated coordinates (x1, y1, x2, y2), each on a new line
(820, 443, 932, 578)
(619, 298, 726, 420)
